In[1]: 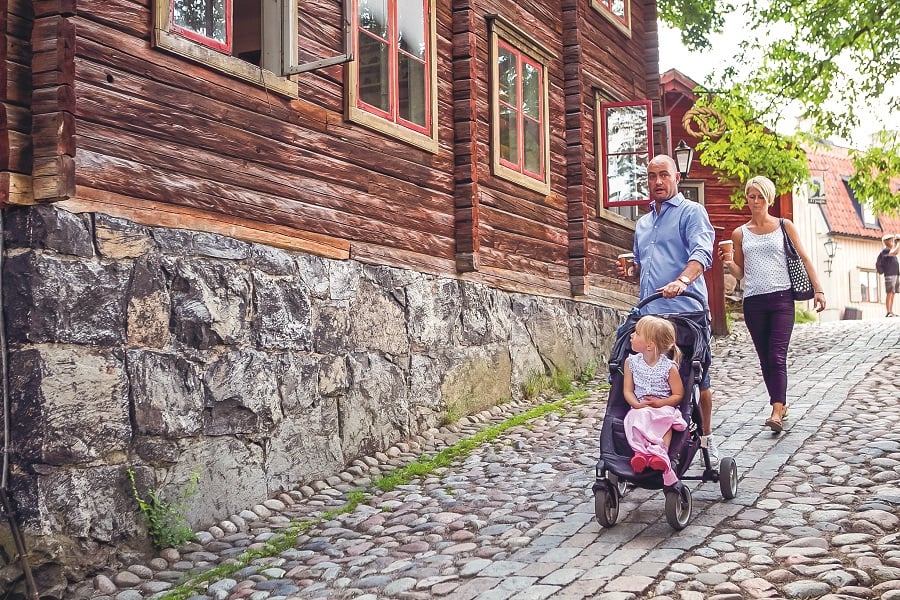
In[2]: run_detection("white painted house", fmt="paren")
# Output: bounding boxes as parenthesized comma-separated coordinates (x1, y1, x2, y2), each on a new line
(793, 142, 900, 321)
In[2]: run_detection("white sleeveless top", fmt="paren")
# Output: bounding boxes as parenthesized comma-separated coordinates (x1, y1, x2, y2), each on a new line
(740, 224, 792, 298)
(627, 353, 676, 401)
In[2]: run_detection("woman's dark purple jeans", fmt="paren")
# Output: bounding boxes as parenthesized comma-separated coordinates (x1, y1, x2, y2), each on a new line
(742, 289, 795, 406)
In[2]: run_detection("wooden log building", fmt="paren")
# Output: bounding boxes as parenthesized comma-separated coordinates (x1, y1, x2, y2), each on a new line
(0, 0, 675, 307)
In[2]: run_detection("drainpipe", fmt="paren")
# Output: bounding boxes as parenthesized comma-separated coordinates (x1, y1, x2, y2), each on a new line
(0, 210, 39, 600)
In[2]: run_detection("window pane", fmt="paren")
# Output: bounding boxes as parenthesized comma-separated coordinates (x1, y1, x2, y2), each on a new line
(498, 47, 517, 107)
(399, 54, 426, 126)
(174, 0, 227, 42)
(607, 154, 649, 202)
(606, 105, 649, 154)
(359, 33, 390, 112)
(522, 62, 540, 120)
(397, 0, 425, 59)
(863, 204, 877, 227)
(359, 0, 388, 39)
(523, 117, 541, 174)
(499, 105, 518, 164)
(860, 271, 880, 302)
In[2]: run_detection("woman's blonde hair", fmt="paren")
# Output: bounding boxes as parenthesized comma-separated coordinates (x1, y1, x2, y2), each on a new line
(635, 315, 682, 363)
(745, 175, 776, 206)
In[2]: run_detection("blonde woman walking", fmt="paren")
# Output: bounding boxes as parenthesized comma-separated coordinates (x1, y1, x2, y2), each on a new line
(718, 176, 825, 432)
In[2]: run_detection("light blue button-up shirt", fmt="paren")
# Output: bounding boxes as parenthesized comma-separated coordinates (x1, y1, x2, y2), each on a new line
(633, 193, 714, 315)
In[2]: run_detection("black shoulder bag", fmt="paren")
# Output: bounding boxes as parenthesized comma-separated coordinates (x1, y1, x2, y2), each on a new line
(780, 219, 815, 301)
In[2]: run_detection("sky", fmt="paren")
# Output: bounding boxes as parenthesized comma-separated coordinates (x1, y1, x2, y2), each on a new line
(656, 18, 900, 150)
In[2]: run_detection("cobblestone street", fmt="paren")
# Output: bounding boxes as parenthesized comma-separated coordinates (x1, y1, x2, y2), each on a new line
(85, 318, 900, 600)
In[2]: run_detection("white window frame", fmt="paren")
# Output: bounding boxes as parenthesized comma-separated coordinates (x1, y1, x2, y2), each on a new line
(653, 116, 671, 157)
(597, 99, 653, 209)
(591, 0, 632, 37)
(858, 269, 881, 303)
(679, 180, 705, 204)
(862, 202, 878, 228)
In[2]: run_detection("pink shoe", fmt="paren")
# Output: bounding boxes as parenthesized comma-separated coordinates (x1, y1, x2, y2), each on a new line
(630, 454, 648, 473)
(648, 455, 668, 471)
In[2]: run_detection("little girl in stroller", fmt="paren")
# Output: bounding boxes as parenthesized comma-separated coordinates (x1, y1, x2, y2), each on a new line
(623, 315, 686, 486)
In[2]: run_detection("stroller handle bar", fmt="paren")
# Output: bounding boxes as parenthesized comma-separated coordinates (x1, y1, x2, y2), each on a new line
(635, 291, 708, 312)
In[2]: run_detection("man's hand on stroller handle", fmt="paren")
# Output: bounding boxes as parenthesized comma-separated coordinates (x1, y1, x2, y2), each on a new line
(656, 261, 704, 298)
(657, 279, 687, 298)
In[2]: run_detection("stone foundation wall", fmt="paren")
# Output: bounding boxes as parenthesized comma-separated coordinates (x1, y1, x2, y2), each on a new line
(0, 205, 620, 590)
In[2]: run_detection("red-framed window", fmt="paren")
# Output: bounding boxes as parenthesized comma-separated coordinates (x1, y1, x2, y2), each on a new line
(496, 40, 545, 182)
(355, 0, 431, 135)
(170, 0, 233, 53)
(600, 100, 652, 208)
(592, 0, 630, 31)
(154, 0, 298, 98)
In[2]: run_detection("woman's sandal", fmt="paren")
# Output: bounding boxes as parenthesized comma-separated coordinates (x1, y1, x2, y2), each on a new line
(765, 417, 783, 433)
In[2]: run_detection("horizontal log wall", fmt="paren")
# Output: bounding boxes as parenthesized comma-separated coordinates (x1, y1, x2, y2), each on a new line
(64, 0, 653, 299)
(72, 0, 462, 285)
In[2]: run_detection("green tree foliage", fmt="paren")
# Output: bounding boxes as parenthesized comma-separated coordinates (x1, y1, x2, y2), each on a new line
(658, 0, 900, 214)
(849, 131, 900, 216)
(743, 1, 899, 142)
(657, 0, 733, 51)
(692, 94, 809, 208)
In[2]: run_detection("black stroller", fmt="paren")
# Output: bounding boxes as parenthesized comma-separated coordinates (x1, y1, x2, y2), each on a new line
(593, 291, 738, 530)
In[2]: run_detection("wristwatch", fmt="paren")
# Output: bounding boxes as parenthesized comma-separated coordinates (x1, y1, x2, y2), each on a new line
(678, 275, 691, 285)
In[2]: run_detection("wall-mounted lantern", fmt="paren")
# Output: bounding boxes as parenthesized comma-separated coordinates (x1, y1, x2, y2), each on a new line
(823, 237, 837, 276)
(673, 140, 695, 179)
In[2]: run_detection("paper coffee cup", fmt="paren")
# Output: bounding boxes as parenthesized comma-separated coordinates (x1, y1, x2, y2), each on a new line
(617, 253, 634, 270)
(718, 240, 733, 259)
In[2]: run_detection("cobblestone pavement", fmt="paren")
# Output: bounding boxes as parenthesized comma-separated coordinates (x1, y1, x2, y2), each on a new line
(85, 318, 900, 600)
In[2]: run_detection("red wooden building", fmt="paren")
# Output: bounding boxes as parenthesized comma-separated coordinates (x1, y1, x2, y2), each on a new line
(659, 69, 794, 333)
(0, 0, 680, 306)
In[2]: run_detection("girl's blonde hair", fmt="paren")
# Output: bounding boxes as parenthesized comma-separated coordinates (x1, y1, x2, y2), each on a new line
(745, 175, 777, 206)
(635, 315, 682, 363)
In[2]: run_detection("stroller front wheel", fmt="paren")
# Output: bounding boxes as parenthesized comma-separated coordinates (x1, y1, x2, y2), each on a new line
(594, 482, 619, 528)
(609, 472, 628, 497)
(665, 484, 692, 530)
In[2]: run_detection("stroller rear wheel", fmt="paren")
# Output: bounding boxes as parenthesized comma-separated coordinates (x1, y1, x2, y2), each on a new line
(664, 485, 692, 530)
(719, 456, 738, 499)
(594, 482, 619, 527)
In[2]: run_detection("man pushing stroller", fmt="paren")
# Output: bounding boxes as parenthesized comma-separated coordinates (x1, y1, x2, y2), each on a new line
(615, 154, 719, 464)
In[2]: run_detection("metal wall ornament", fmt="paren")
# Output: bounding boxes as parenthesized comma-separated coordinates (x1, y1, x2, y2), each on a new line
(682, 106, 727, 139)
